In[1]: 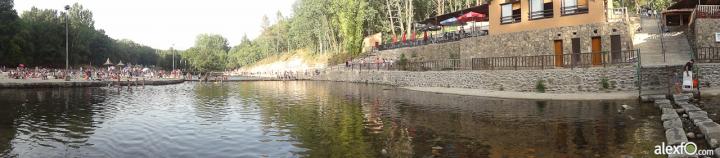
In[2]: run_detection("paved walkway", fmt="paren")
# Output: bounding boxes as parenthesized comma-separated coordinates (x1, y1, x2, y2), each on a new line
(403, 86, 720, 100)
(634, 17, 693, 66)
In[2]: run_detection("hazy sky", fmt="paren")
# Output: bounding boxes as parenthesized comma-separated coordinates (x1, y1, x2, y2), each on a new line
(14, 0, 296, 50)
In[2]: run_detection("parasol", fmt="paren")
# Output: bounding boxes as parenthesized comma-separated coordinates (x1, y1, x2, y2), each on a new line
(457, 12, 486, 23)
(103, 58, 113, 66)
(439, 17, 461, 26)
(117, 60, 125, 66)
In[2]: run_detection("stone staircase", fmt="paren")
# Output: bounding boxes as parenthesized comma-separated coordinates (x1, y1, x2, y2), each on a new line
(633, 17, 694, 66)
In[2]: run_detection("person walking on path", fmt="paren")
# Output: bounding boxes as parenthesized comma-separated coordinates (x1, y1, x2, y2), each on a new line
(684, 59, 694, 76)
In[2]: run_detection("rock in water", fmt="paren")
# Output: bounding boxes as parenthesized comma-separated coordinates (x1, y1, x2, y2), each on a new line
(621, 104, 632, 110)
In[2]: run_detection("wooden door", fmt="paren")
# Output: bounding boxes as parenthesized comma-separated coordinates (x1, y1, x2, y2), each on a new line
(554, 40, 563, 67)
(611, 35, 621, 63)
(572, 38, 580, 66)
(591, 37, 602, 65)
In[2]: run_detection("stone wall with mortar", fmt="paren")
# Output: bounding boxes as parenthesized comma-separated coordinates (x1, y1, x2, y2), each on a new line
(638, 64, 720, 92)
(694, 19, 720, 48)
(299, 63, 720, 94)
(371, 22, 633, 61)
(302, 65, 639, 93)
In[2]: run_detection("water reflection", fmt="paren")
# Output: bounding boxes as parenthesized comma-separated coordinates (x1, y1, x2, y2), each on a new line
(0, 81, 665, 157)
(0, 88, 108, 157)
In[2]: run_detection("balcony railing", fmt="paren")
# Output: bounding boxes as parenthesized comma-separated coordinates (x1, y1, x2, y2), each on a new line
(500, 14, 521, 24)
(529, 9, 554, 20)
(561, 5, 589, 16)
(697, 5, 720, 18)
(608, 7, 628, 22)
(347, 50, 639, 71)
(696, 47, 720, 63)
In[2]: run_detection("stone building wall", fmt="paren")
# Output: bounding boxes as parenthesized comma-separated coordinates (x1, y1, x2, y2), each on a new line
(372, 21, 632, 61)
(694, 19, 720, 48)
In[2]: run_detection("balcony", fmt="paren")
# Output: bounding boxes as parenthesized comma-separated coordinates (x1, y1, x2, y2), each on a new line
(529, 9, 553, 20)
(561, 5, 589, 16)
(500, 14, 521, 24)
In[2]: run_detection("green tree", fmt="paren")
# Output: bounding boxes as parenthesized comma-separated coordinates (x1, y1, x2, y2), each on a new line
(182, 34, 229, 72)
(0, 0, 21, 66)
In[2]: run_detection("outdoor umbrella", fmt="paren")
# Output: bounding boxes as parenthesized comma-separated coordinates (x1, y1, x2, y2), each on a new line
(103, 58, 113, 66)
(439, 17, 461, 26)
(18, 64, 25, 68)
(117, 61, 125, 67)
(457, 12, 486, 34)
(457, 12, 485, 23)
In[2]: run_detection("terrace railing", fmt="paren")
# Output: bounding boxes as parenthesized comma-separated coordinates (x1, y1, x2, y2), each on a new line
(608, 7, 628, 22)
(696, 47, 720, 63)
(349, 49, 639, 71)
(696, 5, 720, 18)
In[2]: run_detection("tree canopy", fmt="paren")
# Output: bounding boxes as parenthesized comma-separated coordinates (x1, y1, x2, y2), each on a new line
(182, 34, 229, 72)
(0, 1, 173, 69)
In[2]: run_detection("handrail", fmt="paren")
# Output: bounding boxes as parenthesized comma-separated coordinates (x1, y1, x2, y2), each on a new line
(348, 49, 639, 71)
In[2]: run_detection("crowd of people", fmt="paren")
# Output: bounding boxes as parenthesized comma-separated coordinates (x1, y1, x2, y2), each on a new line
(345, 57, 397, 70)
(1, 64, 184, 81)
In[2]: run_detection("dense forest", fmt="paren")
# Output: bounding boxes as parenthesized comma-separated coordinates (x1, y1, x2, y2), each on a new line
(0, 1, 177, 69)
(187, 0, 491, 71)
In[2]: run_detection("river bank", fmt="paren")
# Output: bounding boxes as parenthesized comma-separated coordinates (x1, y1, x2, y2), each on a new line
(0, 78, 185, 88)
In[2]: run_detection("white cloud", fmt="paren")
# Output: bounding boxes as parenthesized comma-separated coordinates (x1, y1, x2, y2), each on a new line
(14, 0, 296, 50)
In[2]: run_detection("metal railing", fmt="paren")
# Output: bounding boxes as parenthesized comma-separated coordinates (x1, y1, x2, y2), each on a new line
(561, 5, 589, 16)
(697, 5, 720, 18)
(696, 47, 720, 63)
(529, 9, 554, 20)
(608, 7, 628, 22)
(348, 49, 639, 71)
(500, 14, 522, 24)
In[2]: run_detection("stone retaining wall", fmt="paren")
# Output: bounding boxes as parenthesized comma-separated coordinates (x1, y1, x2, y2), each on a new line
(639, 64, 720, 91)
(301, 63, 720, 93)
(694, 19, 720, 48)
(303, 65, 639, 93)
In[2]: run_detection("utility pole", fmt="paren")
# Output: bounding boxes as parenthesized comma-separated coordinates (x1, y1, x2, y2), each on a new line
(65, 5, 70, 70)
(172, 44, 175, 70)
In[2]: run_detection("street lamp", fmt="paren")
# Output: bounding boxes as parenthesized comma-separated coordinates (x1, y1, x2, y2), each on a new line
(171, 44, 175, 70)
(64, 5, 70, 70)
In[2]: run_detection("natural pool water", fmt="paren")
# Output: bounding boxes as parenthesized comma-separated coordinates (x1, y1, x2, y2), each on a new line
(0, 81, 666, 157)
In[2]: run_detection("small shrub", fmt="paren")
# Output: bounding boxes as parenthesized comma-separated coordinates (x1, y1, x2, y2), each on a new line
(536, 80, 546, 93)
(601, 78, 610, 89)
(398, 53, 408, 70)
